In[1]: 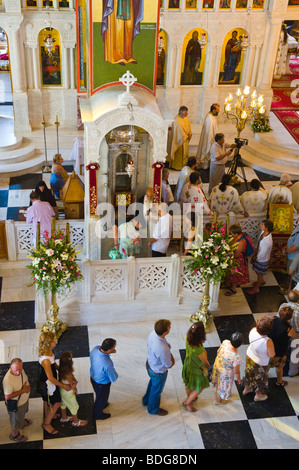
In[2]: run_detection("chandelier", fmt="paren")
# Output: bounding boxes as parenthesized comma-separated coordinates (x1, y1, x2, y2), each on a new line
(224, 86, 265, 136)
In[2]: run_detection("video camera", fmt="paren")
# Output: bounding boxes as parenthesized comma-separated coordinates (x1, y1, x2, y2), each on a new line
(234, 137, 248, 149)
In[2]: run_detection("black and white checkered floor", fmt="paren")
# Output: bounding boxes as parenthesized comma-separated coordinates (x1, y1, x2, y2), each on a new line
(0, 166, 298, 450)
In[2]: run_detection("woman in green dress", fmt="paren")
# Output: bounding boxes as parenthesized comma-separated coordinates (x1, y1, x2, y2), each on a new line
(182, 321, 210, 412)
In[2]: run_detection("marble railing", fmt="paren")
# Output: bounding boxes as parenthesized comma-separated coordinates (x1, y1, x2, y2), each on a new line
(5, 219, 84, 261)
(6, 212, 299, 261)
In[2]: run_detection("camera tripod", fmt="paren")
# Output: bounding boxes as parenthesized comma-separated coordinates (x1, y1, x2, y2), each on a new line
(226, 147, 249, 191)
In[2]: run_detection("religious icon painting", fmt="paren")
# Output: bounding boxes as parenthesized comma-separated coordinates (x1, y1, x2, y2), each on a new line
(218, 28, 246, 85)
(59, 0, 70, 6)
(90, 0, 160, 94)
(156, 29, 167, 86)
(219, 0, 231, 8)
(269, 204, 294, 235)
(252, 0, 265, 7)
(26, 0, 37, 6)
(288, 0, 299, 4)
(181, 29, 207, 86)
(186, 0, 198, 8)
(168, 0, 180, 8)
(202, 0, 214, 7)
(42, 0, 53, 6)
(39, 28, 62, 86)
(236, 0, 248, 8)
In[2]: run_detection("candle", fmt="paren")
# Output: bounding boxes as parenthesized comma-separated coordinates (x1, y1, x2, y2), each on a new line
(36, 221, 40, 249)
(236, 88, 242, 97)
(241, 110, 247, 119)
(251, 90, 257, 99)
(225, 103, 231, 112)
(243, 86, 250, 96)
(226, 214, 230, 237)
(259, 105, 265, 114)
(66, 223, 70, 243)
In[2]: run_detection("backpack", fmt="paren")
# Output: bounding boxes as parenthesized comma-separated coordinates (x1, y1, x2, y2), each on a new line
(241, 233, 254, 257)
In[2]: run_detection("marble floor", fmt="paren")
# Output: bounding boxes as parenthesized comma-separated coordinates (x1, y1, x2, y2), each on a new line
(0, 258, 298, 450)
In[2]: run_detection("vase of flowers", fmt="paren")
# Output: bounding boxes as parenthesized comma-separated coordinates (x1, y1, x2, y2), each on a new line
(27, 227, 83, 339)
(184, 221, 238, 329)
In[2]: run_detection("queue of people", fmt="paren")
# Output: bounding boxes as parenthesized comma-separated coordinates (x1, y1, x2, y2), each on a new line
(3, 301, 297, 443)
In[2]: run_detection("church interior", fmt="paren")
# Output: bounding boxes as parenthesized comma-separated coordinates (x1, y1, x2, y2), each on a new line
(0, 0, 299, 451)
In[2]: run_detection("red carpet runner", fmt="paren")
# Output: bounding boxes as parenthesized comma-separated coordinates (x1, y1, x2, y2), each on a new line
(272, 110, 299, 145)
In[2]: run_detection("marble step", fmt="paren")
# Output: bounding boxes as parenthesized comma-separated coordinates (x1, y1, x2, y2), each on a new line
(240, 146, 299, 178)
(0, 138, 37, 164)
(0, 150, 45, 176)
(245, 139, 299, 167)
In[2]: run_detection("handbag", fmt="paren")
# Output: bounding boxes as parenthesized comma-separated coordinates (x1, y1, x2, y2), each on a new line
(5, 372, 23, 412)
(108, 245, 122, 259)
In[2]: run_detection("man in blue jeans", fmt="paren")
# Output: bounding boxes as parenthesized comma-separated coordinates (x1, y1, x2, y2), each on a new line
(90, 338, 118, 420)
(142, 319, 175, 416)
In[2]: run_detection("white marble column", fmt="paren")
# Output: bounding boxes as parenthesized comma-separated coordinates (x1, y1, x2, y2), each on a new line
(212, 45, 221, 87)
(62, 46, 69, 89)
(258, 20, 282, 90)
(25, 45, 34, 89)
(8, 26, 24, 93)
(250, 45, 262, 87)
(31, 45, 41, 89)
(69, 46, 75, 89)
(165, 44, 176, 88)
(174, 46, 182, 88)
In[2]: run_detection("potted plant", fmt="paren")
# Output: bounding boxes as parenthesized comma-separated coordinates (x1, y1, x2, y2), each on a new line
(27, 226, 83, 339)
(184, 220, 238, 328)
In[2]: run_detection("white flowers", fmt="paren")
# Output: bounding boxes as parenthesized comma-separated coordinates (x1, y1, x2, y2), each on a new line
(46, 249, 54, 256)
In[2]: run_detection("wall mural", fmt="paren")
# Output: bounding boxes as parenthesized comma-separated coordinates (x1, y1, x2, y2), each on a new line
(218, 28, 246, 85)
(89, 0, 160, 94)
(181, 28, 207, 85)
(39, 28, 62, 86)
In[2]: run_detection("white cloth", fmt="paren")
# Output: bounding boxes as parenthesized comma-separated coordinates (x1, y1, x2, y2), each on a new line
(174, 166, 192, 202)
(267, 184, 292, 205)
(240, 189, 268, 214)
(209, 184, 244, 214)
(26, 200, 56, 248)
(247, 328, 270, 366)
(180, 183, 212, 215)
(70, 136, 84, 175)
(152, 214, 173, 254)
(196, 112, 219, 169)
(257, 232, 273, 263)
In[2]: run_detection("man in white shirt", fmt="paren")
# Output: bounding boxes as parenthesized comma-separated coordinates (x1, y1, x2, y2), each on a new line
(196, 103, 220, 170)
(26, 191, 56, 247)
(149, 204, 173, 257)
(208, 133, 236, 194)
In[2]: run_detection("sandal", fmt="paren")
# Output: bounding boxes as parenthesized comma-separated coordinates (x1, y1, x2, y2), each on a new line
(23, 418, 32, 427)
(183, 401, 197, 412)
(276, 380, 288, 387)
(225, 289, 237, 296)
(42, 424, 58, 435)
(9, 432, 27, 443)
(60, 417, 74, 424)
(72, 419, 88, 427)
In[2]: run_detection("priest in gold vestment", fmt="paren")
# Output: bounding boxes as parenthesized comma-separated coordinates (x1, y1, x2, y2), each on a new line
(101, 0, 144, 65)
(169, 106, 192, 171)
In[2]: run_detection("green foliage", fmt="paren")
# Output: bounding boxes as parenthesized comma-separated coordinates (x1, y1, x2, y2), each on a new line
(27, 228, 83, 297)
(184, 221, 238, 284)
(251, 114, 272, 133)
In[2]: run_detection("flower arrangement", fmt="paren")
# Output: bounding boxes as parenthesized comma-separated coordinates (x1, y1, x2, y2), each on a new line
(184, 221, 238, 284)
(27, 228, 83, 297)
(251, 114, 272, 133)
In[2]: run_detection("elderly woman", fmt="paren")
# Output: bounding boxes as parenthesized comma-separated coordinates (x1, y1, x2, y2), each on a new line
(243, 316, 275, 402)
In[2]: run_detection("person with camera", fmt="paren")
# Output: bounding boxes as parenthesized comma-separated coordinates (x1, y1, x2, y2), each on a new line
(208, 133, 236, 195)
(3, 358, 32, 443)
